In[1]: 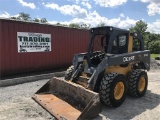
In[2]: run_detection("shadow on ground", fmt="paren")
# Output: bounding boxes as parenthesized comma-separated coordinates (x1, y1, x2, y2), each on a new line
(94, 90, 160, 120)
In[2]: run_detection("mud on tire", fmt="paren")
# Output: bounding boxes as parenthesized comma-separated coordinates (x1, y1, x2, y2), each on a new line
(64, 65, 74, 80)
(99, 73, 127, 107)
(128, 69, 148, 97)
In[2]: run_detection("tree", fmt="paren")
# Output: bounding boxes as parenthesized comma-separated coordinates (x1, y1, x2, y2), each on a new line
(10, 16, 17, 19)
(41, 18, 47, 23)
(129, 20, 160, 53)
(18, 12, 31, 21)
(148, 40, 160, 54)
(129, 20, 147, 35)
(147, 33, 160, 53)
(56, 23, 68, 27)
(97, 22, 106, 27)
(81, 24, 91, 29)
(56, 23, 61, 25)
(33, 18, 40, 22)
(129, 20, 148, 49)
(69, 23, 80, 28)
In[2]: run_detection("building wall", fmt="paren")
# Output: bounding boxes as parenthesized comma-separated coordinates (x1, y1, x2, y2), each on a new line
(0, 19, 90, 77)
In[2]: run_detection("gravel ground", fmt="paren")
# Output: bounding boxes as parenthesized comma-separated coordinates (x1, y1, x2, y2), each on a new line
(150, 59, 160, 70)
(0, 80, 53, 120)
(0, 60, 160, 120)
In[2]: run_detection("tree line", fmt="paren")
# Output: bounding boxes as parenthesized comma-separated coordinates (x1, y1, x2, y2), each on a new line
(129, 20, 160, 54)
(10, 12, 47, 23)
(10, 12, 160, 54)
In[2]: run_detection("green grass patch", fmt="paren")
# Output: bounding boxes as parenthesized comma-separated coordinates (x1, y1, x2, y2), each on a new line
(151, 54, 160, 58)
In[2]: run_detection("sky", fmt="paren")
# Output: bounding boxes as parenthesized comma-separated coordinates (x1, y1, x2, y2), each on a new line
(0, 0, 160, 33)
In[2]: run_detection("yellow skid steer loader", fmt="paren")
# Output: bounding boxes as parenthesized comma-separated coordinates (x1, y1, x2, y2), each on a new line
(33, 26, 150, 120)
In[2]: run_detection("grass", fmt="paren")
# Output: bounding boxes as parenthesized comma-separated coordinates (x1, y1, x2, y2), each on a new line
(151, 54, 160, 58)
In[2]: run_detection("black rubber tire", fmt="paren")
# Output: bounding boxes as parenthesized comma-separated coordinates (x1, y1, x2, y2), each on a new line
(99, 73, 127, 107)
(128, 69, 148, 97)
(64, 65, 74, 80)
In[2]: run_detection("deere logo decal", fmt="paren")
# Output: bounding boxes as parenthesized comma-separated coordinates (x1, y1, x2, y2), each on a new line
(123, 56, 135, 62)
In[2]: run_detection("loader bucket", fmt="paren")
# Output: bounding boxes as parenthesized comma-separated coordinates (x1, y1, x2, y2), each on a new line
(32, 77, 101, 120)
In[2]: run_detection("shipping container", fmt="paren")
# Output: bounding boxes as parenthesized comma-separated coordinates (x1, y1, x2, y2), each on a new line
(0, 18, 90, 77)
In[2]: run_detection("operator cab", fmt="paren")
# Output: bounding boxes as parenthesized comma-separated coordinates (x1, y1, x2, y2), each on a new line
(88, 26, 130, 66)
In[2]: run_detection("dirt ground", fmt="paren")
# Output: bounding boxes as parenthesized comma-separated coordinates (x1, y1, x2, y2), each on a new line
(0, 70, 159, 120)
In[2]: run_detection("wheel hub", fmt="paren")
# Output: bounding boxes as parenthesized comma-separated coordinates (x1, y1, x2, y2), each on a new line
(138, 76, 146, 92)
(114, 82, 124, 100)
